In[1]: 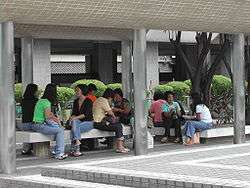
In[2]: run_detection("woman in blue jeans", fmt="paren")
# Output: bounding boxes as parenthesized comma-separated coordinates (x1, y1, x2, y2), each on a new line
(182, 92, 213, 145)
(69, 84, 94, 157)
(32, 83, 67, 160)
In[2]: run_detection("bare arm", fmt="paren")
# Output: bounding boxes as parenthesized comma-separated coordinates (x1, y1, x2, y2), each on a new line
(44, 108, 60, 124)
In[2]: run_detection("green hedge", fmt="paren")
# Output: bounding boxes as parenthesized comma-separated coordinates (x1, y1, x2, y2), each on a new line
(166, 81, 191, 100)
(15, 83, 23, 103)
(154, 85, 174, 97)
(57, 87, 75, 109)
(71, 79, 107, 97)
(211, 75, 232, 96)
(106, 83, 122, 90)
(183, 80, 191, 87)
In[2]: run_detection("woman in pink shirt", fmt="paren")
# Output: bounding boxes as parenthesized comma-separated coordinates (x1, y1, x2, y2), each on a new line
(149, 92, 166, 126)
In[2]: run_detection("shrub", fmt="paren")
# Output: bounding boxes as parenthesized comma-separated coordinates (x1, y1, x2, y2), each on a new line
(15, 83, 23, 103)
(71, 79, 107, 97)
(57, 87, 75, 109)
(184, 79, 192, 87)
(106, 83, 122, 90)
(154, 85, 174, 97)
(166, 81, 191, 101)
(211, 75, 232, 96)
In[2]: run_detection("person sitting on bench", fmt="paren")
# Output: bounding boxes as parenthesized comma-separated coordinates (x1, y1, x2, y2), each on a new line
(18, 83, 38, 155)
(86, 83, 97, 102)
(69, 84, 94, 157)
(31, 83, 68, 160)
(93, 88, 129, 153)
(182, 92, 213, 145)
(149, 92, 166, 127)
(161, 91, 182, 143)
(112, 88, 133, 125)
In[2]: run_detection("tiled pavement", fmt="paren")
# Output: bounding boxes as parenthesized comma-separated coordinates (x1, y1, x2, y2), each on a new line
(2, 142, 250, 187)
(41, 143, 250, 188)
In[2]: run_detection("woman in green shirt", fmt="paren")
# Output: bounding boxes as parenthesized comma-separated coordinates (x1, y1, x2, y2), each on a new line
(32, 83, 67, 160)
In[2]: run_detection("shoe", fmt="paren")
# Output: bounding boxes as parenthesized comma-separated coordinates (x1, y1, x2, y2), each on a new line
(183, 138, 193, 146)
(173, 138, 181, 143)
(21, 149, 32, 155)
(100, 139, 108, 145)
(55, 153, 68, 160)
(71, 151, 83, 157)
(75, 140, 81, 146)
(161, 137, 168, 143)
(116, 148, 130, 153)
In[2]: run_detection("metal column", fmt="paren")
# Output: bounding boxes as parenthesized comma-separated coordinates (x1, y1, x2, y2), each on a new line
(121, 40, 132, 101)
(232, 34, 245, 144)
(21, 37, 33, 91)
(0, 22, 16, 174)
(133, 29, 148, 155)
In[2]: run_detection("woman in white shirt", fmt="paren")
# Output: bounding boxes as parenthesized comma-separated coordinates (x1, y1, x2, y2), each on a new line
(182, 92, 213, 145)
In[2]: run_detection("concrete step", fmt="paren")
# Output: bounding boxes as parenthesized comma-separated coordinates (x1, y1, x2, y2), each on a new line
(0, 174, 129, 188)
(41, 165, 237, 188)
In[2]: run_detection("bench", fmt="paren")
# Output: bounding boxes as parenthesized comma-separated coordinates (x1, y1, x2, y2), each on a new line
(16, 125, 132, 157)
(200, 125, 250, 143)
(150, 124, 250, 144)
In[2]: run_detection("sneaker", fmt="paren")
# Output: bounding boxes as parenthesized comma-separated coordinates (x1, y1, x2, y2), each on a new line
(173, 138, 181, 143)
(55, 153, 68, 160)
(161, 137, 168, 143)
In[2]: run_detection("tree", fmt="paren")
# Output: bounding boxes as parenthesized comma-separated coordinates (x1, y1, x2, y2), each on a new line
(168, 31, 230, 105)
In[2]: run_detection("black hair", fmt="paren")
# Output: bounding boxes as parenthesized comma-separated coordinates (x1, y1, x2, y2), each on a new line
(153, 92, 164, 101)
(88, 83, 97, 92)
(76, 84, 88, 96)
(190, 92, 203, 112)
(113, 88, 123, 98)
(164, 91, 174, 99)
(41, 83, 57, 105)
(102, 88, 114, 99)
(23, 83, 38, 100)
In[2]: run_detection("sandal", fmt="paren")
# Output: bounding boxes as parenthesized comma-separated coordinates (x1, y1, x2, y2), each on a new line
(116, 148, 130, 153)
(71, 151, 83, 157)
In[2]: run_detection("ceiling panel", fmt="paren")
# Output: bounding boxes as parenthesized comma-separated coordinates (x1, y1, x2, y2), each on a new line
(1, 0, 250, 33)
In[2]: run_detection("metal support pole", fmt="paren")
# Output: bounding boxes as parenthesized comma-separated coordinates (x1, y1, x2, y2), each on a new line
(21, 37, 33, 92)
(0, 22, 16, 174)
(133, 29, 148, 155)
(232, 33, 245, 144)
(121, 40, 132, 101)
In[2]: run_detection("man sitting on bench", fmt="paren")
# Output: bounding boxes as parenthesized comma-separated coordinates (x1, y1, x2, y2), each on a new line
(161, 91, 182, 143)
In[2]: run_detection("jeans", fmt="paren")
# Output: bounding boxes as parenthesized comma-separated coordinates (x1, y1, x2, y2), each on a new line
(17, 122, 33, 131)
(184, 120, 212, 138)
(31, 122, 65, 157)
(71, 119, 93, 141)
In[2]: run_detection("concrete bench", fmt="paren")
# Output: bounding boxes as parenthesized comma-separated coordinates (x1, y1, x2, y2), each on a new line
(200, 125, 250, 143)
(149, 122, 250, 144)
(16, 125, 132, 157)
